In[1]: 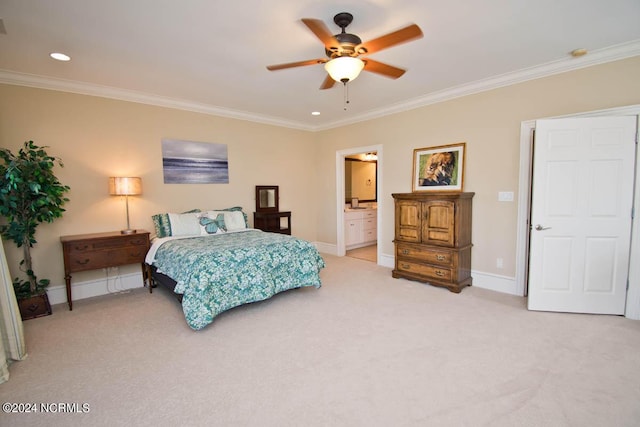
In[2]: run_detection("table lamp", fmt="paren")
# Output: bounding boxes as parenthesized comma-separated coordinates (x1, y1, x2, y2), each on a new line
(109, 177, 142, 234)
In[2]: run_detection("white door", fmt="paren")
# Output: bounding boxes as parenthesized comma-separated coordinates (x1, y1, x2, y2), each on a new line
(528, 116, 637, 314)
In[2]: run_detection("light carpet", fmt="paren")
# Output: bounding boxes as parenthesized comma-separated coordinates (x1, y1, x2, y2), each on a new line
(1, 254, 640, 427)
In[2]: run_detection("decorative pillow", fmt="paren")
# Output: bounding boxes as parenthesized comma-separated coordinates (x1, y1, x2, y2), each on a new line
(223, 210, 247, 231)
(151, 209, 201, 238)
(152, 213, 172, 238)
(215, 206, 249, 228)
(199, 210, 247, 234)
(168, 212, 201, 236)
(199, 212, 227, 235)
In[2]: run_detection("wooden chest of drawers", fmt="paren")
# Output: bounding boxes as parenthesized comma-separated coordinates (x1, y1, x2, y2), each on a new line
(395, 242, 472, 289)
(392, 192, 474, 293)
(60, 230, 150, 310)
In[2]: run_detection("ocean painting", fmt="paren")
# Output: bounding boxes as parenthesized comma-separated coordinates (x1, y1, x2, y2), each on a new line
(162, 138, 229, 184)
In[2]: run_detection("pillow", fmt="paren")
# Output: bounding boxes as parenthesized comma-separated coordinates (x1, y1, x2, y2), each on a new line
(152, 213, 172, 238)
(168, 212, 201, 236)
(199, 212, 227, 235)
(151, 209, 201, 238)
(215, 206, 249, 228)
(223, 210, 247, 231)
(199, 210, 247, 234)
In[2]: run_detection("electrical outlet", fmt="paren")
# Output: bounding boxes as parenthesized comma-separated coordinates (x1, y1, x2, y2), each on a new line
(496, 258, 504, 269)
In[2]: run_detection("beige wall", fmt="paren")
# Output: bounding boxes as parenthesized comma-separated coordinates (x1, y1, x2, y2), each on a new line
(1, 56, 640, 292)
(314, 57, 640, 278)
(0, 85, 317, 286)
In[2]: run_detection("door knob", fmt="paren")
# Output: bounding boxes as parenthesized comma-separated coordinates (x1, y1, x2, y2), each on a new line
(535, 224, 551, 231)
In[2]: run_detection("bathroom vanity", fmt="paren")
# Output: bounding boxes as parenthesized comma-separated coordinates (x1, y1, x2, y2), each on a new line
(344, 208, 377, 249)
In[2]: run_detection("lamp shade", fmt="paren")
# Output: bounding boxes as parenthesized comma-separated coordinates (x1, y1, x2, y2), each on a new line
(324, 56, 365, 83)
(109, 177, 142, 196)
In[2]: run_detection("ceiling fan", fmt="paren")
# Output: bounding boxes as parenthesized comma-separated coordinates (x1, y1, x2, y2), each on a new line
(266, 12, 423, 90)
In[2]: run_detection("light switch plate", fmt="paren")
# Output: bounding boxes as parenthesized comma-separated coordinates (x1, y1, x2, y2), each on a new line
(498, 191, 514, 202)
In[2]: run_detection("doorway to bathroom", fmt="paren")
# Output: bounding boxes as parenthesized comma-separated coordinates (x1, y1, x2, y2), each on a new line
(336, 145, 382, 264)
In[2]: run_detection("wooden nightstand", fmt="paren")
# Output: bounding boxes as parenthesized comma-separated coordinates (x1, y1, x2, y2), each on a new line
(253, 211, 291, 235)
(60, 230, 151, 310)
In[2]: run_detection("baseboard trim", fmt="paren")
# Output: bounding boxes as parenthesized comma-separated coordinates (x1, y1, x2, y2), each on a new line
(313, 241, 338, 256)
(379, 253, 395, 269)
(47, 271, 146, 306)
(470, 270, 519, 295)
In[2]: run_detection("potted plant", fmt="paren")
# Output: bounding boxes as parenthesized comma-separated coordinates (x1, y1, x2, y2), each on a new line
(0, 141, 70, 320)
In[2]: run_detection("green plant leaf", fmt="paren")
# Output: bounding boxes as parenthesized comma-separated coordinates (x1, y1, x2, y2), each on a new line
(1, 141, 69, 296)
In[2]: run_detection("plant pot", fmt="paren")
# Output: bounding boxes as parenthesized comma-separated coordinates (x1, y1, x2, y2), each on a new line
(18, 293, 52, 320)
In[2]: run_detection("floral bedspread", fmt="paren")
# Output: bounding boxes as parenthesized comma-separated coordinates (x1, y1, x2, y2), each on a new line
(150, 229, 324, 330)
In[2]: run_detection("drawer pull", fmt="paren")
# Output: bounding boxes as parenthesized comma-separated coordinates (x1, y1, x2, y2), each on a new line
(401, 263, 411, 269)
(74, 245, 89, 251)
(435, 270, 445, 277)
(75, 259, 90, 265)
(402, 249, 410, 255)
(436, 255, 445, 261)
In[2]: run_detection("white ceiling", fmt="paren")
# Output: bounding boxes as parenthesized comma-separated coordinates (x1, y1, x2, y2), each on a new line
(1, 0, 639, 131)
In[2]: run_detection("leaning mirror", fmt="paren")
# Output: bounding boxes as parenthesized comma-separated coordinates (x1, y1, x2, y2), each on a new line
(255, 185, 279, 212)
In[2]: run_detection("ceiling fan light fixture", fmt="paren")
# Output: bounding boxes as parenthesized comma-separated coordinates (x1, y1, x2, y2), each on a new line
(324, 56, 365, 83)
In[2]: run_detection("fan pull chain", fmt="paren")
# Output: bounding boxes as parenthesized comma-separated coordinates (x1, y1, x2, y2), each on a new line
(343, 81, 350, 111)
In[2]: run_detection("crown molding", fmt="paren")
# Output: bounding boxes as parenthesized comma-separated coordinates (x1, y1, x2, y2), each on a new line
(0, 70, 312, 131)
(316, 39, 640, 130)
(1, 39, 639, 132)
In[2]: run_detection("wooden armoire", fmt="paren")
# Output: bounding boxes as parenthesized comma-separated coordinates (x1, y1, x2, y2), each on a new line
(392, 192, 474, 293)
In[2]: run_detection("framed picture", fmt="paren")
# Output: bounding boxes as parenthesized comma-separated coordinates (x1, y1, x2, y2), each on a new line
(161, 138, 229, 184)
(412, 142, 465, 192)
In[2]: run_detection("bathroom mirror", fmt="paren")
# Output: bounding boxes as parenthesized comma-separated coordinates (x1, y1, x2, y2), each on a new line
(255, 185, 279, 212)
(345, 158, 377, 203)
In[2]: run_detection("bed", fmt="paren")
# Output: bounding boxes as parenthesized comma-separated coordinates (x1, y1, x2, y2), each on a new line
(144, 209, 325, 330)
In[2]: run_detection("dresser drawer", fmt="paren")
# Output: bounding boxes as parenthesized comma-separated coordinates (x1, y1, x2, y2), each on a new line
(66, 234, 148, 254)
(396, 260, 452, 282)
(396, 243, 452, 266)
(66, 245, 147, 272)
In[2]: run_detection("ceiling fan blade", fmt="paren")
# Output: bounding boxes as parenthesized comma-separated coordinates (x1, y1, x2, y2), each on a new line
(320, 74, 336, 90)
(357, 24, 423, 55)
(266, 58, 327, 71)
(301, 18, 340, 50)
(363, 59, 406, 79)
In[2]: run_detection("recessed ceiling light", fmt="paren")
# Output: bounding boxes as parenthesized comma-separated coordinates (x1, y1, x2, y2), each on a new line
(50, 52, 71, 61)
(311, 111, 321, 116)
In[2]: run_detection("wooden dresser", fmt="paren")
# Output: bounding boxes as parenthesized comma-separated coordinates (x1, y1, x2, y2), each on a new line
(60, 230, 151, 310)
(392, 192, 474, 293)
